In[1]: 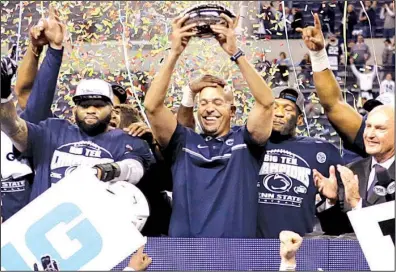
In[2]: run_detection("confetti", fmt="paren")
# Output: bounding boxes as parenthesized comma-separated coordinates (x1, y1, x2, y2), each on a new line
(0, 1, 356, 143)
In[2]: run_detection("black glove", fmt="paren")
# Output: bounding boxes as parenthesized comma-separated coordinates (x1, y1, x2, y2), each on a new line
(33, 255, 59, 271)
(1, 45, 17, 101)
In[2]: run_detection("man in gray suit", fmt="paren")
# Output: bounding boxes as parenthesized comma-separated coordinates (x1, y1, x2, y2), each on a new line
(314, 105, 394, 233)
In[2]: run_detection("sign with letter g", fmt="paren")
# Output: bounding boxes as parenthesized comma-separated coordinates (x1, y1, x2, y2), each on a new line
(1, 167, 146, 270)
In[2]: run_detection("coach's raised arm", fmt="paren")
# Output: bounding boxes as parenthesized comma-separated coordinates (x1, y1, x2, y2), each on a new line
(210, 13, 274, 144)
(297, 14, 366, 156)
(143, 15, 197, 146)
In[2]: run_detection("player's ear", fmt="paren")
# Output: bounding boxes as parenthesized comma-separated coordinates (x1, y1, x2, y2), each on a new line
(230, 104, 236, 118)
(296, 113, 304, 126)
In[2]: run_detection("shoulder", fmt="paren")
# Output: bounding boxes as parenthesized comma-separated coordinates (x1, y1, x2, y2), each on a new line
(297, 136, 340, 153)
(347, 156, 371, 169)
(31, 118, 71, 130)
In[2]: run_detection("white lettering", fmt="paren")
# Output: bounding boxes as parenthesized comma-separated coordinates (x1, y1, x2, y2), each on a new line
(50, 150, 113, 170)
(1, 181, 24, 188)
(69, 146, 83, 155)
(259, 162, 311, 187)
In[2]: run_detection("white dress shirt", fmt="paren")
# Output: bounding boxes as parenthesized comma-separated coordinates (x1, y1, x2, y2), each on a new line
(354, 156, 395, 209)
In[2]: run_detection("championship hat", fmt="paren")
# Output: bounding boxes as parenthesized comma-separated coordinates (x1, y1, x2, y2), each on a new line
(272, 86, 305, 114)
(73, 79, 114, 105)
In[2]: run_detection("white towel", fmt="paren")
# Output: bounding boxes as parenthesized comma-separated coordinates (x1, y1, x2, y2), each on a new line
(1, 131, 32, 179)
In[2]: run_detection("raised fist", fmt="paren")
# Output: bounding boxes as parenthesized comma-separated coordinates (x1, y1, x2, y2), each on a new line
(279, 230, 303, 261)
(128, 245, 152, 271)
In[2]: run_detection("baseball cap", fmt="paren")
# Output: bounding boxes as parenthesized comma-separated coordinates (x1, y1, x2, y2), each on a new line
(73, 79, 114, 105)
(111, 84, 128, 104)
(363, 92, 395, 112)
(272, 86, 305, 114)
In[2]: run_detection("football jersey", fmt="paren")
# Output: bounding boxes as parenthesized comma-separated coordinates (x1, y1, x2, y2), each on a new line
(257, 135, 344, 238)
(343, 119, 367, 158)
(163, 124, 264, 238)
(326, 43, 342, 71)
(24, 118, 154, 201)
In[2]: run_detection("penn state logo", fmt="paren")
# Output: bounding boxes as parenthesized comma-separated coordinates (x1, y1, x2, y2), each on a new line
(6, 152, 15, 161)
(316, 152, 326, 164)
(263, 173, 293, 193)
(387, 181, 395, 194)
(225, 139, 234, 146)
(294, 185, 307, 194)
(373, 185, 387, 196)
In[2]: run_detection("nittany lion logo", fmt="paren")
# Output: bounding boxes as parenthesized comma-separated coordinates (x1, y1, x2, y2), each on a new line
(263, 173, 293, 193)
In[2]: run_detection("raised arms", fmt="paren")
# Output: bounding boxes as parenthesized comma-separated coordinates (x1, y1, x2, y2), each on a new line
(210, 14, 274, 144)
(297, 14, 363, 144)
(143, 16, 196, 147)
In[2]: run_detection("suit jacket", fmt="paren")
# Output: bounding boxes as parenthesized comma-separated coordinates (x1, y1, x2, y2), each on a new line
(346, 156, 395, 211)
(317, 156, 395, 235)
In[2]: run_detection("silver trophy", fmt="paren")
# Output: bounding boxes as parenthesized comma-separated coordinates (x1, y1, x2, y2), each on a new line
(182, 4, 237, 38)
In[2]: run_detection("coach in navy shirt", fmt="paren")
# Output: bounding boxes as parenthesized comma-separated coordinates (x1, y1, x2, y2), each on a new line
(144, 14, 274, 238)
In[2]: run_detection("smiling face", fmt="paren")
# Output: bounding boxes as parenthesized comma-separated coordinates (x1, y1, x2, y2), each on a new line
(363, 105, 395, 162)
(75, 99, 113, 136)
(272, 98, 303, 136)
(197, 86, 234, 137)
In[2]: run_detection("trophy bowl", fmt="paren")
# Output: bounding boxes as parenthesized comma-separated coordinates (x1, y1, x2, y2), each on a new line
(182, 4, 236, 38)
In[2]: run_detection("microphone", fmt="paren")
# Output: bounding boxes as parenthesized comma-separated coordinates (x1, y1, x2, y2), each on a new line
(373, 167, 395, 202)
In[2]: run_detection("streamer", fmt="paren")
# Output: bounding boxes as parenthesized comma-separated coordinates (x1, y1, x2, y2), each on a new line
(117, 2, 150, 126)
(15, 1, 23, 63)
(281, 1, 310, 136)
(359, 1, 381, 86)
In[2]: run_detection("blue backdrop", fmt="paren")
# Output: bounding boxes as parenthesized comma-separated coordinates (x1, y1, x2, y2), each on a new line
(113, 238, 370, 271)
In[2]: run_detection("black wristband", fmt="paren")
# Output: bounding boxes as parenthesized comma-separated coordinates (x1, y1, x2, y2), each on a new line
(230, 49, 245, 62)
(94, 162, 121, 182)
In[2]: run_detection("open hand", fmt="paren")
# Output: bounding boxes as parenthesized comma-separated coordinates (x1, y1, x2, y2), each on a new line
(313, 165, 338, 202)
(170, 15, 197, 56)
(189, 75, 226, 94)
(296, 13, 325, 51)
(337, 165, 361, 208)
(123, 122, 152, 138)
(210, 14, 239, 56)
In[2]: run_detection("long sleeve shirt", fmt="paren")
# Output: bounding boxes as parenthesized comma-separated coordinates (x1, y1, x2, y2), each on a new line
(350, 64, 377, 91)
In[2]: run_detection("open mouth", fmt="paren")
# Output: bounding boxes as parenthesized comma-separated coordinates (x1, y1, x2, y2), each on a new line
(109, 121, 117, 128)
(203, 116, 220, 124)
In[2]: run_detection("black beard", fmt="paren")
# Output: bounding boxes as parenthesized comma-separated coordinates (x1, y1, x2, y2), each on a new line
(270, 130, 294, 142)
(75, 113, 111, 136)
(271, 116, 298, 139)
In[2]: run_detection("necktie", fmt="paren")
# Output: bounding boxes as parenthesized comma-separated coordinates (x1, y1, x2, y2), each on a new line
(367, 164, 386, 199)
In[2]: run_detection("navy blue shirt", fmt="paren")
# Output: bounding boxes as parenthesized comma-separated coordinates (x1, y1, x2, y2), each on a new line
(24, 118, 154, 201)
(1, 46, 62, 220)
(257, 136, 344, 238)
(163, 124, 264, 238)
